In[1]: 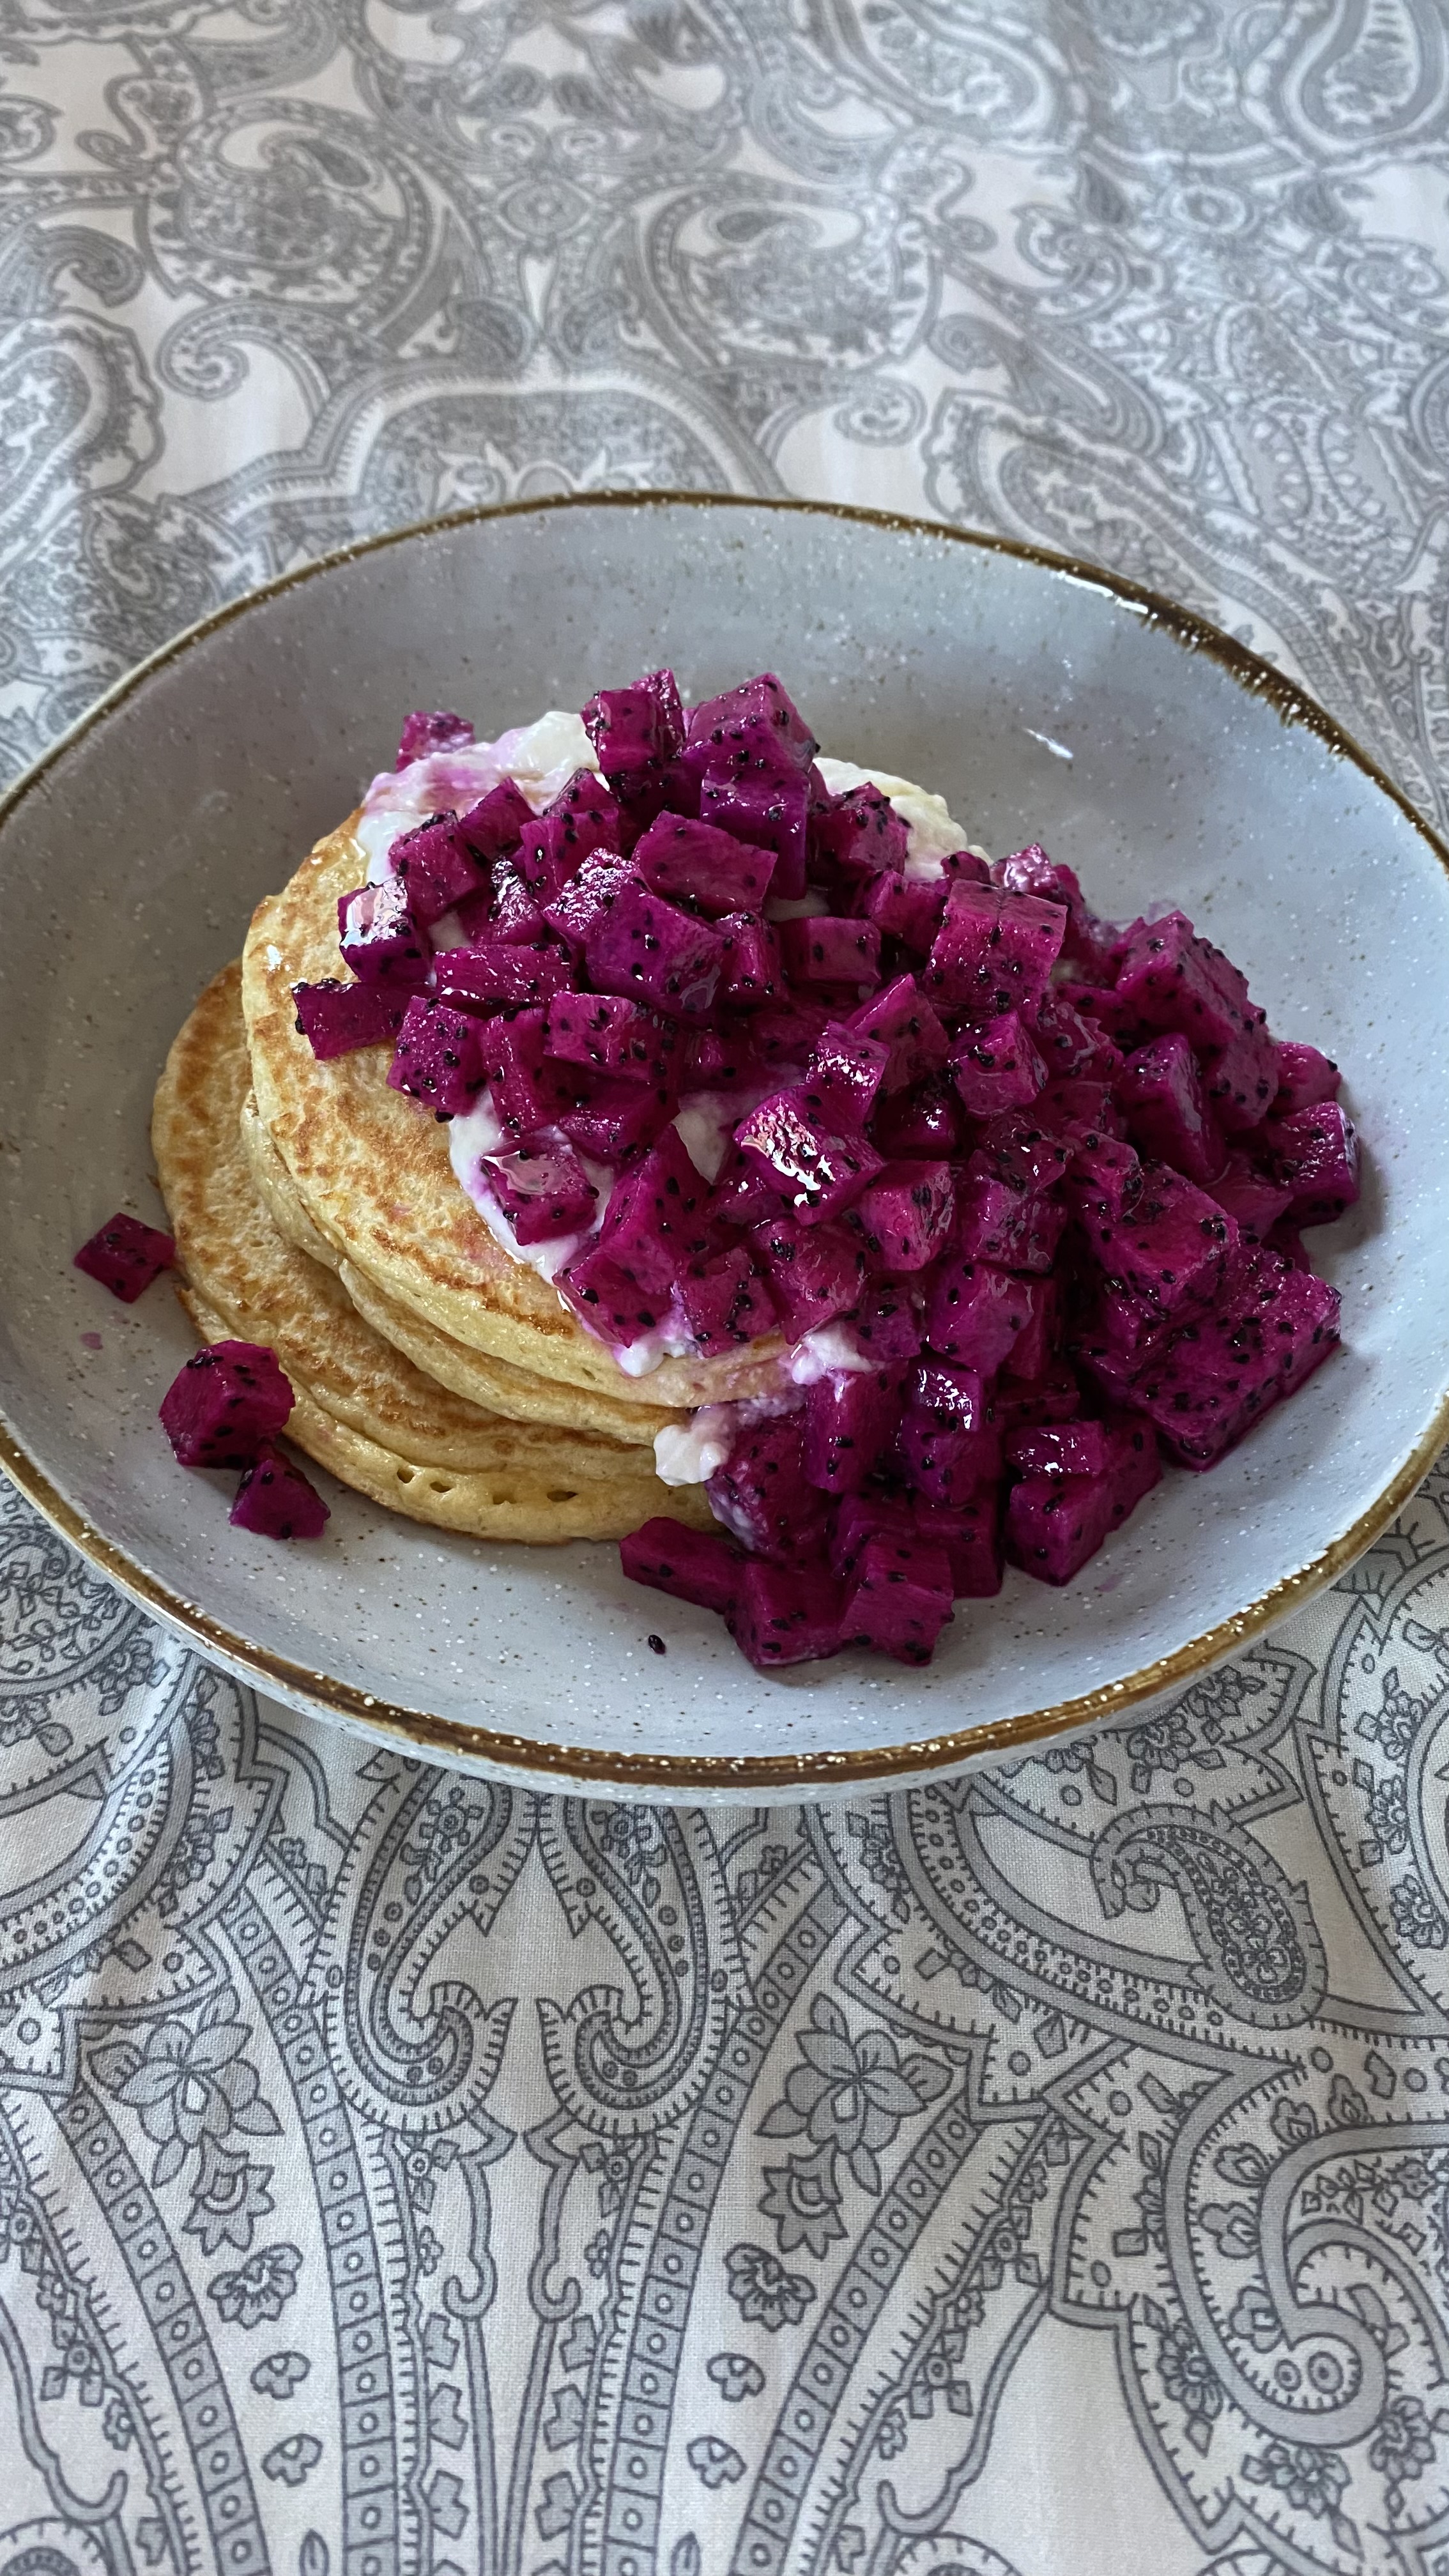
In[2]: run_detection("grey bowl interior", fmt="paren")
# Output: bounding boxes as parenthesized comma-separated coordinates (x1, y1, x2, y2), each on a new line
(1, 497, 1447, 1802)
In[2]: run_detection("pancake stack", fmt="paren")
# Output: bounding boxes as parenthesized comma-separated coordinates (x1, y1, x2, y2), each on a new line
(151, 802, 748, 1544)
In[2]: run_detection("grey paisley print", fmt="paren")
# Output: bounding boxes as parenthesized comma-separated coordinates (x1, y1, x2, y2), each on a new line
(3, 4, 1449, 2570)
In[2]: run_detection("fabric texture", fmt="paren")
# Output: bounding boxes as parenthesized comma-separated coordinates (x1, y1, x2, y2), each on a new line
(4, 5, 1449, 2571)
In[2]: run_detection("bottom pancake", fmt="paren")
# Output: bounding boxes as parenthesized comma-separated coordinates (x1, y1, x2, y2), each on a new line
(153, 964, 713, 1544)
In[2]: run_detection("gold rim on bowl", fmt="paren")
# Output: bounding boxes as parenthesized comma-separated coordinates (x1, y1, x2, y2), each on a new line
(2, 491, 1446, 1791)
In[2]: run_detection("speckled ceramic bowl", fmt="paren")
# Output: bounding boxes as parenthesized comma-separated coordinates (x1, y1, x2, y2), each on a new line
(1, 496, 1446, 1803)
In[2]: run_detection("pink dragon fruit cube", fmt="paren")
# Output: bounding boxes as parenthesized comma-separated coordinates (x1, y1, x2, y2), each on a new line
(387, 995, 487, 1116)
(74, 1211, 176, 1303)
(293, 979, 409, 1059)
(229, 1441, 330, 1540)
(160, 1339, 294, 1467)
(620, 1519, 744, 1616)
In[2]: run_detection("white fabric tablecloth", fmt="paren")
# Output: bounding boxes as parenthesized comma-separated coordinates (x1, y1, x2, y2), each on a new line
(3, 8, 1449, 2572)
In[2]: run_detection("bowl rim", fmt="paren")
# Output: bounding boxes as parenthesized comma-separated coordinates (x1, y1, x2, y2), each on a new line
(2, 487, 1446, 1791)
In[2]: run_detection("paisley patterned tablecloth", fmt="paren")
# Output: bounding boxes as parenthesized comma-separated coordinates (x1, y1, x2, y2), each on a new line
(5, 7, 1449, 2572)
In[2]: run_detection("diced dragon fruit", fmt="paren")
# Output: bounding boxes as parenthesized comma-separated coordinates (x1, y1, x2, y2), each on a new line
(829, 1494, 917, 1580)
(679, 1025, 763, 1087)
(1114, 912, 1276, 1132)
(582, 668, 686, 818)
(558, 1075, 675, 1162)
(229, 1441, 330, 1540)
(1272, 1039, 1340, 1115)
(802, 1024, 889, 1129)
(900, 1361, 999, 1501)
(479, 855, 548, 944)
(679, 679, 817, 886)
(1006, 1471, 1114, 1584)
(914, 1487, 1004, 1595)
(337, 878, 430, 987)
(1075, 1161, 1238, 1315)
(555, 1248, 668, 1350)
(853, 1280, 923, 1360)
(1006, 1275, 1059, 1381)
(925, 880, 1067, 1013)
(951, 1011, 1049, 1115)
(696, 743, 810, 902)
(477, 1008, 572, 1134)
(599, 1128, 714, 1287)
(620, 1519, 744, 1616)
(1113, 910, 1256, 1051)
(486, 1133, 597, 1243)
(1062, 1135, 1143, 1223)
(735, 1091, 883, 1224)
(728, 1561, 844, 1668)
(387, 995, 488, 1116)
(387, 812, 482, 924)
(751, 998, 832, 1066)
(545, 992, 676, 1084)
(1204, 1149, 1294, 1243)
(872, 1077, 963, 1160)
(457, 778, 532, 863)
(924, 1257, 1035, 1372)
(778, 915, 882, 990)
(851, 1160, 955, 1273)
(1073, 1274, 1179, 1364)
(990, 843, 1081, 912)
(1266, 1216, 1310, 1269)
(1039, 1078, 1126, 1142)
(675, 1246, 776, 1354)
(160, 1338, 294, 1467)
(396, 709, 473, 767)
(1006, 1417, 1126, 1478)
(707, 1414, 829, 1562)
(993, 1363, 1082, 1429)
(685, 672, 819, 775)
(746, 1213, 866, 1337)
(543, 850, 638, 948)
(843, 1531, 954, 1665)
(1032, 992, 1124, 1082)
(864, 870, 949, 953)
(584, 878, 725, 1018)
(293, 979, 409, 1059)
(969, 1112, 1073, 1195)
(717, 911, 783, 1007)
(434, 940, 573, 1013)
(900, 1407, 1000, 1503)
(1262, 1101, 1360, 1224)
(1116, 1032, 1227, 1184)
(632, 810, 777, 915)
(516, 770, 624, 898)
(1056, 980, 1151, 1046)
(1106, 1416, 1162, 1524)
(75, 1211, 175, 1303)
(951, 1172, 1068, 1274)
(802, 1366, 907, 1493)
(1083, 1249, 1340, 1467)
(847, 974, 951, 1091)
(811, 782, 910, 880)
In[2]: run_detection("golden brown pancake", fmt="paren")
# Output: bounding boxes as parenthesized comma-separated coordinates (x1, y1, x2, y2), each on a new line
(239, 1086, 680, 1447)
(153, 963, 713, 1544)
(240, 817, 790, 1416)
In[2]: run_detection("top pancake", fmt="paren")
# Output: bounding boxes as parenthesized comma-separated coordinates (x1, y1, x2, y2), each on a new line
(241, 816, 791, 1416)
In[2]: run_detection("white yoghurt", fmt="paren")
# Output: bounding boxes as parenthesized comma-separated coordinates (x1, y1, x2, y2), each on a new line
(786, 1322, 876, 1384)
(359, 710, 600, 884)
